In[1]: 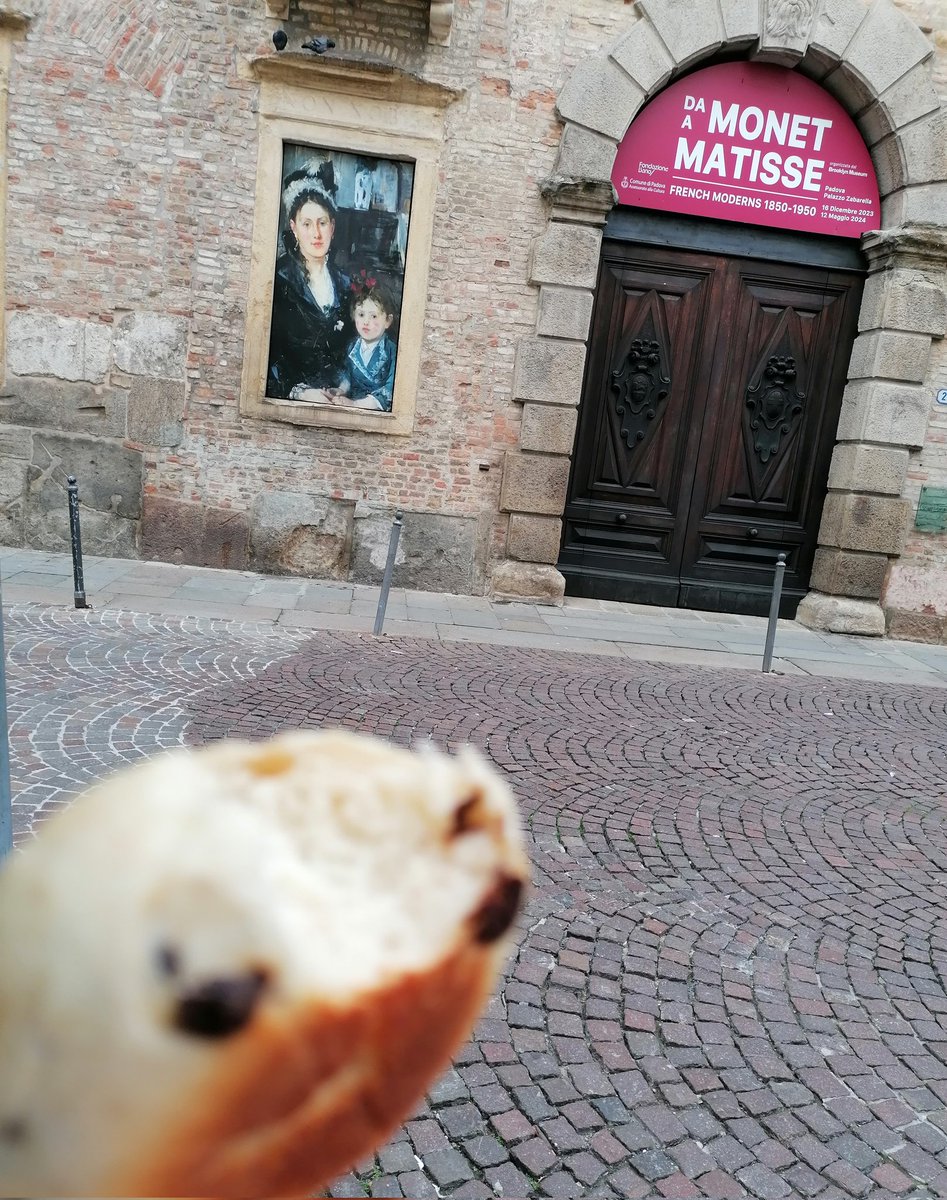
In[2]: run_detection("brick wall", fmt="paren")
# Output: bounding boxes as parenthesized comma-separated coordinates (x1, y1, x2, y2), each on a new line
(2, 0, 621, 588)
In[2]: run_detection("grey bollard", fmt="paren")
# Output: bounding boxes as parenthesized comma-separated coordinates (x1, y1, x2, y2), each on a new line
(762, 552, 788, 673)
(373, 511, 404, 636)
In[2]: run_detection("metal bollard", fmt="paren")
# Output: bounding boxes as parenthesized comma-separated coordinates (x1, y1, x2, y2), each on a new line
(67, 476, 88, 610)
(0, 568, 12, 859)
(373, 511, 403, 636)
(762, 552, 788, 674)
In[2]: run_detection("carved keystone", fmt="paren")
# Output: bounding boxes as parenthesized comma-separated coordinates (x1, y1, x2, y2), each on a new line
(758, 0, 820, 62)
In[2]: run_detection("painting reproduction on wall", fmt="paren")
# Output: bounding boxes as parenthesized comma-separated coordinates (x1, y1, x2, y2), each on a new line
(265, 143, 414, 415)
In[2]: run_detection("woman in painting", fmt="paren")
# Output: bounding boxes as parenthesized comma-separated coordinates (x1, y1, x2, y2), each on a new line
(266, 160, 353, 402)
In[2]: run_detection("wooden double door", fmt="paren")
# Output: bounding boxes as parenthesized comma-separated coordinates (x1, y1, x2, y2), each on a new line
(559, 228, 864, 616)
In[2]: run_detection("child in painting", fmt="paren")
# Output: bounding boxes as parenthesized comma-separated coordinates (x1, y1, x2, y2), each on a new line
(335, 276, 398, 413)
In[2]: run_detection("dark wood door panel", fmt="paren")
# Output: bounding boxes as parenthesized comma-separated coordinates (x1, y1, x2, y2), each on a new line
(680, 258, 863, 603)
(560, 243, 721, 592)
(680, 525, 805, 614)
(692, 269, 850, 518)
(582, 256, 711, 509)
(562, 508, 672, 559)
(561, 227, 864, 616)
(678, 579, 802, 618)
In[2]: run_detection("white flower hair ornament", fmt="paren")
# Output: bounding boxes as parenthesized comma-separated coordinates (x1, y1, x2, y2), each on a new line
(282, 158, 337, 217)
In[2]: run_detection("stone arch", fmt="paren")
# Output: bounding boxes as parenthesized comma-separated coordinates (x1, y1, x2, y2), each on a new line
(494, 0, 947, 636)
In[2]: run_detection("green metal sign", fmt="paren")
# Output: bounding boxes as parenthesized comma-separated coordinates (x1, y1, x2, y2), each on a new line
(915, 486, 947, 534)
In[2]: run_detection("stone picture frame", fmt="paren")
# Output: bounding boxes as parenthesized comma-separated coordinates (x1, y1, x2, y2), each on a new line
(265, 143, 414, 416)
(240, 57, 452, 436)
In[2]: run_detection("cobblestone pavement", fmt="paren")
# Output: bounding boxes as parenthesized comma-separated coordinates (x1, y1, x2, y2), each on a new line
(6, 544, 947, 687)
(5, 604, 313, 837)
(6, 604, 947, 1199)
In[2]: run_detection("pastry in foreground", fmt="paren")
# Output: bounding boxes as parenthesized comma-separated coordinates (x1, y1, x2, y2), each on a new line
(0, 730, 529, 1197)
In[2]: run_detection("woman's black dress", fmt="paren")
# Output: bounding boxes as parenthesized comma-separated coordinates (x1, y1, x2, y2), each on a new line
(266, 254, 353, 400)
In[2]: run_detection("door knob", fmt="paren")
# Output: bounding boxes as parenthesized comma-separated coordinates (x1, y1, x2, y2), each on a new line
(746, 527, 759, 539)
(616, 513, 628, 524)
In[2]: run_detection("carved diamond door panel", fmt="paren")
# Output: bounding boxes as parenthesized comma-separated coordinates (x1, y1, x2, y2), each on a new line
(559, 243, 722, 604)
(560, 232, 864, 616)
(679, 260, 863, 613)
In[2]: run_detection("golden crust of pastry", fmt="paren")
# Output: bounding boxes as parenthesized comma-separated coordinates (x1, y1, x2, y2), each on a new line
(0, 731, 528, 1198)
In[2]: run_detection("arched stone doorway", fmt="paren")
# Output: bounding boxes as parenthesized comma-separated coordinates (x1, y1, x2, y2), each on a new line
(493, 0, 947, 636)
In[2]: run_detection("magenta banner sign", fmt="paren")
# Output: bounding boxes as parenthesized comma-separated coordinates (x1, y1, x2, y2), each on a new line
(612, 62, 880, 238)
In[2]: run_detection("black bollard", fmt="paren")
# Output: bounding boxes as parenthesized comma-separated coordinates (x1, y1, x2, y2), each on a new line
(67, 476, 89, 610)
(373, 511, 404, 636)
